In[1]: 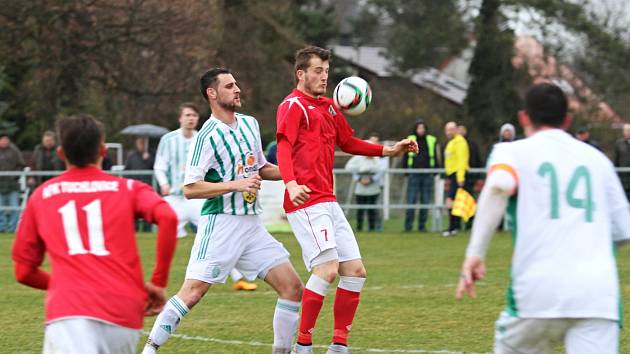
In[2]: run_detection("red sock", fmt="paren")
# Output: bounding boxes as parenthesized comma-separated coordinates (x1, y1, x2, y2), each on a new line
(297, 288, 325, 345)
(332, 287, 361, 345)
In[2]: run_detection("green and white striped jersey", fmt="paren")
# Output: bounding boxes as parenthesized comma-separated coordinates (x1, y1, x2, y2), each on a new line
(184, 113, 267, 215)
(154, 129, 198, 196)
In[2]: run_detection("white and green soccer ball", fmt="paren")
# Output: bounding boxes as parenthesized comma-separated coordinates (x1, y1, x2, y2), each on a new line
(333, 76, 372, 116)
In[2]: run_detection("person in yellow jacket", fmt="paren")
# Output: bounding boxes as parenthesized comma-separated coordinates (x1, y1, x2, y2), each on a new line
(443, 121, 469, 236)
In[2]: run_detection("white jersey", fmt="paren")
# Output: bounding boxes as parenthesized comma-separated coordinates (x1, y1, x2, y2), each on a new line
(488, 129, 630, 321)
(184, 113, 267, 216)
(154, 128, 197, 196)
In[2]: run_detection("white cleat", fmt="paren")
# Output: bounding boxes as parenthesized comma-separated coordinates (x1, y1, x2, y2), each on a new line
(273, 346, 291, 354)
(291, 343, 314, 354)
(326, 343, 350, 354)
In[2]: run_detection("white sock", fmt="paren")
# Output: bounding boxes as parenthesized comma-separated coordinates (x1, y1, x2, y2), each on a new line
(272, 298, 300, 351)
(230, 269, 244, 282)
(305, 274, 330, 296)
(146, 296, 189, 347)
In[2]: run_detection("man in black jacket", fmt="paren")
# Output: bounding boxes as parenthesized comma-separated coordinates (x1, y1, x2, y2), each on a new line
(403, 120, 440, 232)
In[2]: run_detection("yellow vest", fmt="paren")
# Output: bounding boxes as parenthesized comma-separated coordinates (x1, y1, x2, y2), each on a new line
(444, 134, 469, 184)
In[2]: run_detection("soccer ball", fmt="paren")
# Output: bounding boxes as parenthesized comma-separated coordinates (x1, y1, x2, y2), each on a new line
(333, 76, 372, 116)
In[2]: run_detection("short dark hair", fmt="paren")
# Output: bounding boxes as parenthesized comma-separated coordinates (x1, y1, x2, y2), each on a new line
(200, 67, 231, 101)
(178, 102, 200, 116)
(42, 130, 56, 139)
(294, 46, 331, 83)
(525, 83, 568, 128)
(56, 114, 104, 167)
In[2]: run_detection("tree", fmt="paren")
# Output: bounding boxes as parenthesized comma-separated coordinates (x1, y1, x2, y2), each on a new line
(352, 0, 469, 72)
(463, 0, 522, 149)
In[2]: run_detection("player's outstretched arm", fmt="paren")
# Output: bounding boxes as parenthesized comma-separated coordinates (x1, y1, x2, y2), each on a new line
(183, 176, 262, 200)
(382, 138, 419, 157)
(259, 163, 282, 181)
(456, 166, 516, 299)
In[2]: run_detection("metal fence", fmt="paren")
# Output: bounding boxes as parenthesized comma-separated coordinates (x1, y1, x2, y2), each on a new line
(1, 167, 629, 232)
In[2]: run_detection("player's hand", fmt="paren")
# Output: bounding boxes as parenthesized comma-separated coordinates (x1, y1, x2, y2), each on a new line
(144, 282, 167, 316)
(456, 256, 486, 299)
(383, 139, 419, 157)
(445, 197, 453, 209)
(232, 175, 262, 193)
(286, 180, 311, 206)
(160, 184, 171, 196)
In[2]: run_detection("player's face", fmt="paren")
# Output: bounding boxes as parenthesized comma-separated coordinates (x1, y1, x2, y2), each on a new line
(179, 108, 199, 129)
(624, 124, 630, 139)
(215, 74, 241, 112)
(302, 57, 329, 96)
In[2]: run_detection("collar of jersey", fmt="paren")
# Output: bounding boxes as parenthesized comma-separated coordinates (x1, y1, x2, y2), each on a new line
(209, 114, 239, 130)
(293, 89, 325, 104)
(65, 166, 103, 175)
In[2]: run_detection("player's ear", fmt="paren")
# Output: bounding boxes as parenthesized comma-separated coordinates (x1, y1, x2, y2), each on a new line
(296, 69, 305, 82)
(561, 113, 573, 130)
(56, 146, 66, 162)
(207, 87, 216, 100)
(517, 110, 531, 129)
(99, 144, 107, 157)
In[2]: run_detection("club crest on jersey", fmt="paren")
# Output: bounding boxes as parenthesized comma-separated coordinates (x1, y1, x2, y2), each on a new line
(328, 105, 337, 116)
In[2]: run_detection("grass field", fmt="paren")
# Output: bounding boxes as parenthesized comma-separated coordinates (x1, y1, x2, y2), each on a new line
(2, 223, 630, 353)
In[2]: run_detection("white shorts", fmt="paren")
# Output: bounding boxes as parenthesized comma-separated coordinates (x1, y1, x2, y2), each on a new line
(494, 311, 619, 354)
(43, 317, 139, 354)
(164, 195, 205, 237)
(287, 202, 361, 271)
(185, 214, 290, 284)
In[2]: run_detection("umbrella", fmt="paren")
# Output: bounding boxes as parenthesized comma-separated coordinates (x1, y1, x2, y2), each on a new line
(120, 124, 170, 138)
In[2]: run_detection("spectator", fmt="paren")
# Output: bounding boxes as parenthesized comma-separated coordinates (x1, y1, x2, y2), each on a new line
(576, 125, 601, 150)
(345, 134, 385, 232)
(0, 132, 25, 232)
(499, 123, 516, 142)
(443, 121, 469, 237)
(614, 123, 630, 200)
(27, 131, 64, 188)
(125, 137, 155, 184)
(125, 136, 155, 232)
(265, 140, 278, 165)
(403, 120, 439, 232)
(457, 123, 483, 168)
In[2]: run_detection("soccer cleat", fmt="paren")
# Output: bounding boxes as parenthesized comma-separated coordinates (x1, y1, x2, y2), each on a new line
(291, 343, 314, 354)
(141, 339, 159, 354)
(326, 343, 350, 354)
(234, 279, 258, 291)
(273, 346, 291, 354)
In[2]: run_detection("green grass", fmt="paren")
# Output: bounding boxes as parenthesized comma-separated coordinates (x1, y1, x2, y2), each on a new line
(2, 225, 630, 353)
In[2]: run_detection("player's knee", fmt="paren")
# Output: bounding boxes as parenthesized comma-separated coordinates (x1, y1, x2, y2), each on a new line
(311, 263, 339, 283)
(353, 266, 367, 278)
(281, 278, 304, 302)
(343, 264, 367, 278)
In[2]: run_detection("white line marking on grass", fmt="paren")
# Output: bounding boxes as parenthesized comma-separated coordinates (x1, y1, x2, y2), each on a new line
(142, 331, 489, 354)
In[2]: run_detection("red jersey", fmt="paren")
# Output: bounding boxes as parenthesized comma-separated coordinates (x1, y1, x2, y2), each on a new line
(276, 89, 382, 213)
(12, 167, 167, 329)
